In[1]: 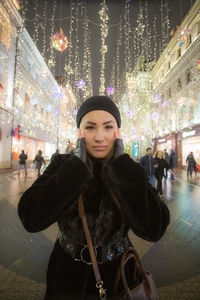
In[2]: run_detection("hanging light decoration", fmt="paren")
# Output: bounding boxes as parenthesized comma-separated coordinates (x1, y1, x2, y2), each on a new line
(150, 93, 162, 104)
(106, 85, 115, 95)
(98, 0, 109, 95)
(51, 28, 69, 52)
(51, 86, 65, 100)
(77, 80, 86, 89)
(174, 26, 191, 47)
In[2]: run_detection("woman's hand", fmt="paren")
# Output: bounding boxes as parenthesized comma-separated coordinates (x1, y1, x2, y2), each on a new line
(113, 129, 124, 159)
(74, 129, 87, 163)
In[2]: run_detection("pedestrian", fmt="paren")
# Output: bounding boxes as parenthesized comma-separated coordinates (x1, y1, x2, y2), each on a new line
(18, 95, 170, 300)
(51, 149, 60, 162)
(154, 150, 169, 199)
(139, 147, 157, 188)
(169, 149, 176, 180)
(65, 141, 74, 154)
(18, 150, 28, 176)
(186, 151, 196, 179)
(163, 149, 169, 178)
(33, 150, 46, 177)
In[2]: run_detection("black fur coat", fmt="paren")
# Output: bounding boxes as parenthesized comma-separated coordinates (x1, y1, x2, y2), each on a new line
(18, 153, 170, 299)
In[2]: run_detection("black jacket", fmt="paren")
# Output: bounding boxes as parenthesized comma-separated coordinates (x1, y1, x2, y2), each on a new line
(139, 154, 155, 176)
(154, 157, 169, 179)
(19, 153, 27, 164)
(18, 153, 170, 299)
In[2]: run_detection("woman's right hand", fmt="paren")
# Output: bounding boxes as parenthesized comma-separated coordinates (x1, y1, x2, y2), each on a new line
(74, 129, 87, 163)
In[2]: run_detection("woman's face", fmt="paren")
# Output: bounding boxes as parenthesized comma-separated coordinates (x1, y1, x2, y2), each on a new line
(158, 151, 162, 158)
(80, 110, 118, 158)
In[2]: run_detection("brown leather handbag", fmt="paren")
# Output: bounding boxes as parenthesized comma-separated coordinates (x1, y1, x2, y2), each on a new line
(114, 247, 159, 299)
(78, 194, 159, 300)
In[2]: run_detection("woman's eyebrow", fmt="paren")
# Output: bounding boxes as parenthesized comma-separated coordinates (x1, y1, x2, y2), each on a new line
(85, 121, 96, 125)
(103, 120, 115, 125)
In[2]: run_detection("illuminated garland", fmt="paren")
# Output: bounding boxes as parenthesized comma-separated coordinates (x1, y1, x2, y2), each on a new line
(99, 0, 109, 95)
(51, 28, 69, 52)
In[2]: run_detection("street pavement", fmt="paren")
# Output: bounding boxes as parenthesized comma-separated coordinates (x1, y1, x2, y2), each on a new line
(0, 167, 200, 300)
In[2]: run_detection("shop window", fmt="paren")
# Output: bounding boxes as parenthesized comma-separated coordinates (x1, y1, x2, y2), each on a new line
(179, 106, 184, 122)
(186, 69, 191, 85)
(189, 104, 194, 120)
(198, 21, 200, 35)
(24, 93, 30, 112)
(0, 7, 11, 48)
(177, 48, 181, 60)
(186, 34, 192, 48)
(177, 78, 182, 91)
(168, 61, 171, 70)
(168, 87, 171, 98)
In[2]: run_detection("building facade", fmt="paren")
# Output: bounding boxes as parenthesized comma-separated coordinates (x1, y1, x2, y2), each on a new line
(151, 0, 200, 167)
(0, 0, 76, 168)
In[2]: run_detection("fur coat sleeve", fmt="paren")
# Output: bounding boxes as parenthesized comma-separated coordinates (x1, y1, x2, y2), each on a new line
(18, 154, 92, 232)
(111, 154, 170, 242)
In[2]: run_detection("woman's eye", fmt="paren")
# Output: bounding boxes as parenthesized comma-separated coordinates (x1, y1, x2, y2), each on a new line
(105, 126, 113, 130)
(85, 126, 94, 130)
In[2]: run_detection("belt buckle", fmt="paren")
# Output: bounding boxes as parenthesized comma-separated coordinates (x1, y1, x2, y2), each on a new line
(80, 245, 103, 265)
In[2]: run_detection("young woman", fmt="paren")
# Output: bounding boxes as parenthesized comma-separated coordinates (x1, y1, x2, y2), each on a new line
(18, 96, 170, 300)
(154, 150, 169, 199)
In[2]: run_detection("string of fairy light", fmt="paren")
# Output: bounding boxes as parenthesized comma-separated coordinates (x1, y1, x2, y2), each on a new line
(98, 0, 109, 95)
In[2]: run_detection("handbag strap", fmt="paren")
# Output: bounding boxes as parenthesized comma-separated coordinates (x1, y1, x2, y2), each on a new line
(78, 194, 107, 299)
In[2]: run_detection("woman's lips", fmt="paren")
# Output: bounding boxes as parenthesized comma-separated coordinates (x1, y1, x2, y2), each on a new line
(93, 146, 107, 151)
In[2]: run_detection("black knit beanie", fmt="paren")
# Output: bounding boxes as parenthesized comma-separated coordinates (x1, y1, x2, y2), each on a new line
(76, 96, 121, 128)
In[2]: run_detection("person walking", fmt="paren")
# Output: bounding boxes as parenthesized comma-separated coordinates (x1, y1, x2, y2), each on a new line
(18, 96, 170, 300)
(169, 149, 176, 180)
(33, 150, 46, 177)
(163, 149, 169, 178)
(139, 147, 157, 188)
(51, 149, 60, 162)
(18, 150, 28, 176)
(154, 150, 169, 199)
(186, 152, 196, 179)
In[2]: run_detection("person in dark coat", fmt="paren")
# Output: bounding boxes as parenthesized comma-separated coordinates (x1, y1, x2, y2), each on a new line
(163, 149, 169, 178)
(33, 150, 46, 177)
(51, 149, 60, 162)
(186, 151, 196, 179)
(169, 149, 176, 180)
(18, 150, 28, 176)
(18, 96, 170, 300)
(139, 147, 157, 188)
(154, 150, 169, 199)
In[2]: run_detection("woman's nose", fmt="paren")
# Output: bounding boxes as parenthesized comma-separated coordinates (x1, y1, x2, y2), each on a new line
(94, 129, 105, 142)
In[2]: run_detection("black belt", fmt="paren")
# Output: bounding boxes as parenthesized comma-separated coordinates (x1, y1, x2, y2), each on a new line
(58, 232, 127, 265)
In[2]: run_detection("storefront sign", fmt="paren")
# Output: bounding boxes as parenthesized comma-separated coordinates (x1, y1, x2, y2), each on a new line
(133, 141, 139, 157)
(158, 138, 165, 143)
(182, 130, 196, 138)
